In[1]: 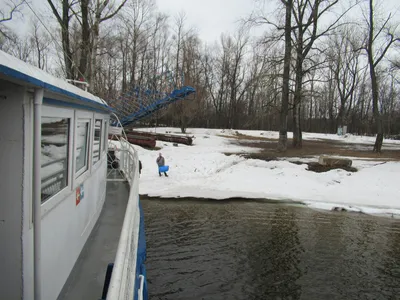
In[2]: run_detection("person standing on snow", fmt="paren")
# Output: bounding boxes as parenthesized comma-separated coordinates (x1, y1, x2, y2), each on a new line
(156, 153, 168, 177)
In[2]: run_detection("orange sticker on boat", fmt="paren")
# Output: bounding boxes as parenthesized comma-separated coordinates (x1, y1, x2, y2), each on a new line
(76, 186, 81, 206)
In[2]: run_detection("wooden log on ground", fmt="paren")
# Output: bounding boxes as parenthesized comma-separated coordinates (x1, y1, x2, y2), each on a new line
(318, 155, 352, 167)
(109, 134, 156, 148)
(126, 130, 193, 145)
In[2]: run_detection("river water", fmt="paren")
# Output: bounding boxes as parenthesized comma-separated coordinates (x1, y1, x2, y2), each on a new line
(142, 199, 400, 300)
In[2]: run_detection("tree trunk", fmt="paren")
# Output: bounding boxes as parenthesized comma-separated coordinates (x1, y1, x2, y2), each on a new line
(90, 20, 100, 89)
(277, 0, 292, 152)
(78, 0, 90, 81)
(130, 31, 138, 87)
(60, 0, 73, 79)
(122, 46, 127, 91)
(370, 63, 383, 152)
(367, 0, 383, 152)
(292, 51, 303, 148)
(309, 77, 314, 131)
(292, 100, 302, 148)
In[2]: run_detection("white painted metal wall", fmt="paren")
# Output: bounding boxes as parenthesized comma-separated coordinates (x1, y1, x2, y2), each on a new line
(40, 159, 107, 300)
(0, 81, 26, 299)
(37, 105, 109, 300)
(0, 49, 112, 300)
(0, 85, 110, 299)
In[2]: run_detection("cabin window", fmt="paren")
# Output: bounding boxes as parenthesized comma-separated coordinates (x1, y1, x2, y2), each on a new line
(75, 119, 90, 176)
(103, 120, 108, 152)
(93, 119, 102, 164)
(41, 117, 70, 203)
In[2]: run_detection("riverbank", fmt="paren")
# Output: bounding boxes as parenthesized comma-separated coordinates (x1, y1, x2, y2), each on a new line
(133, 128, 400, 217)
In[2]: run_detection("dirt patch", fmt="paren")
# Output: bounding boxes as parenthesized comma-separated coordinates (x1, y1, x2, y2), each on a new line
(218, 133, 276, 142)
(226, 154, 359, 173)
(146, 146, 162, 151)
(295, 161, 358, 173)
(222, 132, 400, 173)
(225, 133, 400, 161)
(140, 195, 304, 205)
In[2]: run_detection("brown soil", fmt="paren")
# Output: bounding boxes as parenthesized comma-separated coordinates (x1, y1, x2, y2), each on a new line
(222, 133, 400, 161)
(222, 132, 400, 173)
(146, 146, 162, 151)
(291, 161, 358, 173)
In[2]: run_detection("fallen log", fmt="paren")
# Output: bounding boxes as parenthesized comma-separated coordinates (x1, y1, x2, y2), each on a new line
(318, 155, 352, 167)
(108, 134, 156, 148)
(126, 129, 193, 145)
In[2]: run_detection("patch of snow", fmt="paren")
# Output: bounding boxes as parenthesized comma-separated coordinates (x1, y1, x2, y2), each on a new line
(304, 201, 400, 218)
(119, 127, 400, 217)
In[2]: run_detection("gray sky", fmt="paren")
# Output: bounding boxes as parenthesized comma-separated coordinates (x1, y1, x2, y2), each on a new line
(156, 0, 256, 44)
(155, 0, 400, 43)
(2, 0, 400, 45)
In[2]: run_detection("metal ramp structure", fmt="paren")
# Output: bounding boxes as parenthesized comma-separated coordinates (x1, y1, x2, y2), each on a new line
(108, 69, 195, 128)
(106, 68, 195, 180)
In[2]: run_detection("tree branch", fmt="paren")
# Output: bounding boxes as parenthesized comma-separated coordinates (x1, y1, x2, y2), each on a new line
(100, 0, 128, 23)
(373, 34, 400, 67)
(0, 0, 25, 23)
(46, 0, 63, 24)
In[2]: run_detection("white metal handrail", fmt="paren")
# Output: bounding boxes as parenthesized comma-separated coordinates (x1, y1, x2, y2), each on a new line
(138, 275, 145, 300)
(106, 136, 141, 300)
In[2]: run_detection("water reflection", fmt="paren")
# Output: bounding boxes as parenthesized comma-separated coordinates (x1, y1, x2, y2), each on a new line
(143, 200, 400, 300)
(242, 206, 303, 300)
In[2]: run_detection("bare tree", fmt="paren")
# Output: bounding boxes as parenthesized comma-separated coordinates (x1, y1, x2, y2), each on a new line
(364, 0, 400, 152)
(89, 0, 128, 85)
(170, 12, 197, 133)
(291, 0, 346, 148)
(123, 0, 153, 88)
(47, 0, 75, 79)
(328, 27, 362, 130)
(47, 0, 127, 82)
(4, 0, 398, 136)
(202, 42, 229, 128)
(277, 0, 293, 151)
(0, 0, 25, 42)
(2, 31, 32, 61)
(30, 20, 50, 70)
(0, 0, 24, 22)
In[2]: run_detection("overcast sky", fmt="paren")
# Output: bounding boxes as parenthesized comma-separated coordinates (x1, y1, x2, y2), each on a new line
(156, 0, 257, 44)
(2, 0, 400, 45)
(155, 0, 400, 44)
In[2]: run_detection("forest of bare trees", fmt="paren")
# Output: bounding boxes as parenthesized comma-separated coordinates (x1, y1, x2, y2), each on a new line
(1, 0, 399, 151)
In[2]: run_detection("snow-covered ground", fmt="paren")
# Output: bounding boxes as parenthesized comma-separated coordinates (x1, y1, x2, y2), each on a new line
(133, 128, 400, 217)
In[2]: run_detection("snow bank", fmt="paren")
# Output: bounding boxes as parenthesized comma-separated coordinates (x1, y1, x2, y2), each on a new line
(131, 128, 400, 217)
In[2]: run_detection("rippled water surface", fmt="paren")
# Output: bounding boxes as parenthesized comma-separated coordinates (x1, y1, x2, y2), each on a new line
(142, 199, 400, 300)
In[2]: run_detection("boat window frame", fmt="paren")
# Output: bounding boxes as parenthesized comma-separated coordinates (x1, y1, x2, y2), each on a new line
(74, 111, 93, 185)
(92, 116, 103, 166)
(103, 118, 108, 153)
(40, 105, 74, 215)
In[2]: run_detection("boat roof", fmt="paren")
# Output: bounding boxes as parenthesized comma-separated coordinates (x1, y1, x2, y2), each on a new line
(0, 50, 110, 111)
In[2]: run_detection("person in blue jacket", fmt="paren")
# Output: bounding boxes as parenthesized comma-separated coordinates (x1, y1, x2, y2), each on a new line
(156, 153, 168, 177)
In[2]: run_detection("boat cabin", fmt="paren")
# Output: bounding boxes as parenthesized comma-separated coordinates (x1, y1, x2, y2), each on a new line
(0, 50, 111, 299)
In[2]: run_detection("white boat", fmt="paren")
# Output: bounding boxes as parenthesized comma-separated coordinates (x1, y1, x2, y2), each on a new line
(0, 50, 147, 300)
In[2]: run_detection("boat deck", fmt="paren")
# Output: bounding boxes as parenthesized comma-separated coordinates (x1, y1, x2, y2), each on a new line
(57, 172, 129, 300)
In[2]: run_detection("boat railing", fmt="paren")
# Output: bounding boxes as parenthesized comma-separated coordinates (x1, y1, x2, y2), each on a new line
(106, 136, 142, 300)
